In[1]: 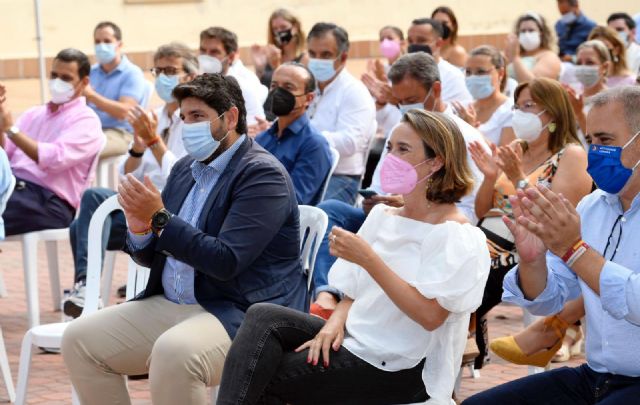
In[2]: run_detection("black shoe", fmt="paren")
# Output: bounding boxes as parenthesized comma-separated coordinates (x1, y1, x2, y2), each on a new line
(117, 284, 127, 298)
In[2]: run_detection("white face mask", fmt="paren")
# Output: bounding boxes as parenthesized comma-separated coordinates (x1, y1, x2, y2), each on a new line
(398, 87, 433, 115)
(519, 31, 541, 52)
(574, 65, 601, 88)
(48, 78, 76, 104)
(198, 54, 224, 74)
(560, 11, 577, 24)
(512, 109, 548, 142)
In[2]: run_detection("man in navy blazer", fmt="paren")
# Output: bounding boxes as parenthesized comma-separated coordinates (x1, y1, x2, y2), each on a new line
(62, 74, 306, 405)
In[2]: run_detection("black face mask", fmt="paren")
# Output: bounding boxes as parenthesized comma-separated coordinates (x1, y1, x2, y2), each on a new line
(407, 44, 432, 54)
(269, 87, 301, 116)
(274, 29, 294, 47)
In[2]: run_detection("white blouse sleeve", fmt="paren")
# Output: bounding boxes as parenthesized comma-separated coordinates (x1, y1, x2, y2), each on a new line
(410, 223, 491, 313)
(327, 204, 385, 299)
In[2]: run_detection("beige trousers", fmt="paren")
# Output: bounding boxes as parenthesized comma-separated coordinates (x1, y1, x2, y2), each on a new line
(100, 128, 133, 159)
(61, 295, 231, 405)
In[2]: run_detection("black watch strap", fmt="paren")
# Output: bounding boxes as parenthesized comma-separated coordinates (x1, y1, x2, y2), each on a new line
(128, 148, 144, 158)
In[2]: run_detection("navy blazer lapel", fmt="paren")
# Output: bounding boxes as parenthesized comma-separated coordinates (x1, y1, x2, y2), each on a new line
(164, 160, 196, 214)
(197, 137, 252, 229)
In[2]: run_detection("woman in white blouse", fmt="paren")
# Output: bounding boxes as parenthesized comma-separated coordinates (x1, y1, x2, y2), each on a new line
(453, 45, 513, 146)
(216, 109, 491, 405)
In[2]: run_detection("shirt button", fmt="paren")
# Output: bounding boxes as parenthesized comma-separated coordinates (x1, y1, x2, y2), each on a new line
(381, 361, 386, 366)
(621, 217, 627, 222)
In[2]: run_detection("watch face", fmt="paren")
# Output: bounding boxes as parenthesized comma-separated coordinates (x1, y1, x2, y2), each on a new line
(152, 210, 171, 229)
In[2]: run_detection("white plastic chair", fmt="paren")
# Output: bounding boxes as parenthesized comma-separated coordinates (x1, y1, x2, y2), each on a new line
(95, 155, 122, 189)
(0, 326, 15, 403)
(298, 205, 329, 291)
(14, 191, 116, 405)
(4, 139, 105, 328)
(319, 147, 340, 203)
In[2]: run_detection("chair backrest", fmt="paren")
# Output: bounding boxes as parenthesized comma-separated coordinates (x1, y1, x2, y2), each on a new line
(84, 136, 107, 190)
(125, 258, 150, 300)
(83, 194, 122, 316)
(319, 147, 340, 203)
(298, 205, 328, 291)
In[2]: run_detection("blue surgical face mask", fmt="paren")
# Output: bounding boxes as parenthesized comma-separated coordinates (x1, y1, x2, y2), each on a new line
(155, 73, 180, 103)
(617, 31, 629, 47)
(308, 57, 337, 82)
(95, 43, 117, 65)
(398, 87, 433, 115)
(587, 131, 640, 194)
(465, 75, 495, 100)
(181, 113, 229, 161)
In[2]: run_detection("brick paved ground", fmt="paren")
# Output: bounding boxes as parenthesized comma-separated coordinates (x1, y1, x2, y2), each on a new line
(0, 240, 584, 404)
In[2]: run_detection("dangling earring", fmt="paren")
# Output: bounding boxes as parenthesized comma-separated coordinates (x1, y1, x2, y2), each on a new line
(548, 122, 556, 133)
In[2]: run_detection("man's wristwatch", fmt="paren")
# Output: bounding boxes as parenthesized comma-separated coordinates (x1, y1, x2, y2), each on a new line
(151, 208, 172, 234)
(128, 148, 144, 158)
(516, 179, 529, 190)
(5, 125, 19, 139)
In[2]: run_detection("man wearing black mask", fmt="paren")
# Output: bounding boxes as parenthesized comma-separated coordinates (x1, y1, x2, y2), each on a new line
(256, 62, 333, 205)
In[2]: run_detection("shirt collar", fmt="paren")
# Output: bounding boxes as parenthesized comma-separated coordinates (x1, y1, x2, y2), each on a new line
(98, 55, 130, 75)
(267, 113, 309, 138)
(46, 96, 86, 114)
(190, 134, 246, 182)
(599, 189, 640, 213)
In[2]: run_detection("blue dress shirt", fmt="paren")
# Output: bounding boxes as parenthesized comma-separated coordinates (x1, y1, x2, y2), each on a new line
(89, 55, 147, 131)
(503, 190, 640, 377)
(555, 13, 597, 57)
(130, 135, 246, 304)
(256, 113, 332, 205)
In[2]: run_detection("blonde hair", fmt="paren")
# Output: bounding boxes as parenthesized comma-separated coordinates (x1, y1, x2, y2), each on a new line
(514, 78, 581, 154)
(402, 110, 474, 204)
(577, 39, 611, 64)
(588, 25, 629, 76)
(267, 9, 305, 55)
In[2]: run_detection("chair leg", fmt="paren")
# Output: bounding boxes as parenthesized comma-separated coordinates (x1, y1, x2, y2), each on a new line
(45, 240, 62, 311)
(22, 235, 40, 328)
(210, 385, 219, 404)
(0, 270, 7, 297)
(15, 330, 34, 405)
(0, 328, 16, 403)
(71, 386, 81, 405)
(101, 251, 117, 306)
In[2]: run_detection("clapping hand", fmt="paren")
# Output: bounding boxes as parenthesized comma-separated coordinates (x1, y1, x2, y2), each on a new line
(0, 83, 13, 133)
(127, 106, 159, 144)
(117, 174, 164, 233)
(469, 140, 501, 181)
(452, 101, 479, 127)
(497, 142, 526, 186)
(505, 33, 520, 62)
(508, 184, 582, 259)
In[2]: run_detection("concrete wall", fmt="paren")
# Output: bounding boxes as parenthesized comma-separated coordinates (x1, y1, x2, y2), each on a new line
(0, 0, 637, 78)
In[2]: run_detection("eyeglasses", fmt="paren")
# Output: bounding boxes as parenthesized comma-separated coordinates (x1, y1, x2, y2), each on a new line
(512, 101, 539, 112)
(150, 67, 183, 77)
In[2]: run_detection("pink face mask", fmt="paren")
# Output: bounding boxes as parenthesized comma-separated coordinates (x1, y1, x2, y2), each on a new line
(380, 38, 401, 60)
(380, 154, 432, 194)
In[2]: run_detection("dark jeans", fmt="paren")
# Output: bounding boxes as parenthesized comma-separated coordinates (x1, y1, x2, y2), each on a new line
(324, 175, 360, 206)
(217, 303, 428, 405)
(313, 200, 366, 298)
(3, 178, 75, 236)
(69, 187, 127, 282)
(462, 364, 640, 405)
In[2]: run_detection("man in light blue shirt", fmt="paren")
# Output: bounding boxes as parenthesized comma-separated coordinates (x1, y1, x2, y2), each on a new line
(463, 86, 640, 403)
(86, 21, 147, 158)
(0, 144, 13, 240)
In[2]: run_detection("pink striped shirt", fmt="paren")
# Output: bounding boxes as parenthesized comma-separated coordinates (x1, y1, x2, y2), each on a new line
(5, 96, 104, 208)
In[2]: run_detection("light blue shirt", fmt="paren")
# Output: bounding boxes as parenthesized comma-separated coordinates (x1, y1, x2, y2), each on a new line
(0, 148, 13, 240)
(129, 135, 246, 304)
(503, 189, 640, 377)
(89, 55, 147, 131)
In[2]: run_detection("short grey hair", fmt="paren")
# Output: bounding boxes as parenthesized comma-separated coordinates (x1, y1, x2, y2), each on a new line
(388, 52, 440, 91)
(154, 42, 199, 75)
(588, 86, 640, 134)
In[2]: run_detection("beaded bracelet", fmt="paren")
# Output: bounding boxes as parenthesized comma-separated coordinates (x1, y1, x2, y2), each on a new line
(146, 136, 161, 149)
